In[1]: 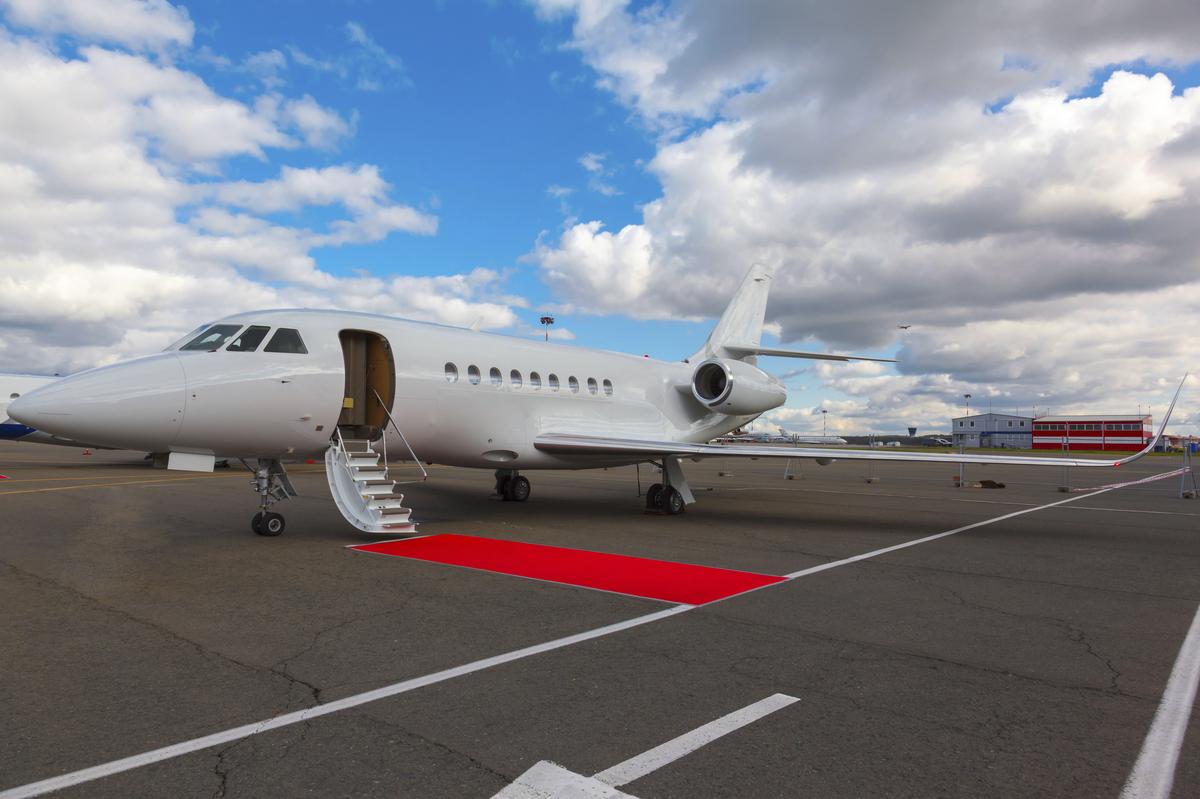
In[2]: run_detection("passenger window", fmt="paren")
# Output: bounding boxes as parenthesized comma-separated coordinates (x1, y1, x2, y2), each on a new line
(587, 377, 598, 395)
(510, 369, 523, 388)
(468, 365, 481, 385)
(530, 371, 542, 389)
(180, 324, 243, 351)
(264, 328, 308, 354)
(489, 367, 502, 386)
(445, 363, 458, 383)
(226, 325, 271, 352)
(548, 374, 560, 391)
(568, 376, 579, 393)
(603, 379, 613, 396)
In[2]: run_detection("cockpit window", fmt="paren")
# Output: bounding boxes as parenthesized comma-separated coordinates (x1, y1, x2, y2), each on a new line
(180, 324, 244, 351)
(264, 328, 308, 354)
(225, 325, 271, 352)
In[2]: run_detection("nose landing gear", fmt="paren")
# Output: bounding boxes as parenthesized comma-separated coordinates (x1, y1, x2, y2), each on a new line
(243, 458, 297, 536)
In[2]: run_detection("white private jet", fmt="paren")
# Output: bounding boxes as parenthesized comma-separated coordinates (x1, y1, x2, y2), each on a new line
(7, 264, 1185, 537)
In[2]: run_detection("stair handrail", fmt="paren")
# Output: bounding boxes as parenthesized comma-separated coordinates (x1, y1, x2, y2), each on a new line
(371, 387, 428, 483)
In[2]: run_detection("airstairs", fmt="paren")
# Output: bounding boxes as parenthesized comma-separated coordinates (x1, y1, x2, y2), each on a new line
(325, 427, 423, 535)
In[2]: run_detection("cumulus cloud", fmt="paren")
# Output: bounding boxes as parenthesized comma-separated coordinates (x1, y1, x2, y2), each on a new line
(0, 10, 520, 373)
(529, 0, 1200, 431)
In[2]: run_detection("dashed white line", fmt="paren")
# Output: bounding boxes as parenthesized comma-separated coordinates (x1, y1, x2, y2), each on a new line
(1120, 602, 1200, 799)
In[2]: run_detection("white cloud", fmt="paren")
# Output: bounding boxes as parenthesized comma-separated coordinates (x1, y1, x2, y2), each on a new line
(1, 0, 193, 50)
(529, 0, 1200, 432)
(0, 18, 522, 374)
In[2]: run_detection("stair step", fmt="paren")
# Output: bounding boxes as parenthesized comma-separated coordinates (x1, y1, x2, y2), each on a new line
(369, 498, 408, 510)
(351, 466, 386, 476)
(379, 506, 413, 516)
(360, 483, 397, 496)
(380, 521, 419, 532)
(347, 455, 380, 467)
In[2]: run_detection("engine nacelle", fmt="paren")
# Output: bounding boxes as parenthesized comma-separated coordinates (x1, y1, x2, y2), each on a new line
(691, 358, 786, 416)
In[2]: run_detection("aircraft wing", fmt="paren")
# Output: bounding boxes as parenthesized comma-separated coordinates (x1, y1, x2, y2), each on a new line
(723, 344, 896, 363)
(537, 375, 1187, 469)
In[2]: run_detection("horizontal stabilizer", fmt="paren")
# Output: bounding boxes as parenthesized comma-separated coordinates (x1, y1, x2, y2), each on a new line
(723, 344, 896, 363)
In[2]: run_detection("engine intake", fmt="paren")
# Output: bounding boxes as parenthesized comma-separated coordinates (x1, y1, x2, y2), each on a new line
(691, 358, 786, 416)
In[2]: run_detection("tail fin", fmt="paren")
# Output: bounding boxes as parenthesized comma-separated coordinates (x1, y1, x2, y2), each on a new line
(691, 263, 777, 362)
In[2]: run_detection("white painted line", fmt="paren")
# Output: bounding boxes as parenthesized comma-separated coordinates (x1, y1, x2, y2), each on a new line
(0, 605, 691, 799)
(0, 478, 1159, 798)
(782, 487, 1117, 580)
(494, 693, 799, 798)
(592, 693, 799, 787)
(494, 761, 637, 798)
(1120, 602, 1200, 799)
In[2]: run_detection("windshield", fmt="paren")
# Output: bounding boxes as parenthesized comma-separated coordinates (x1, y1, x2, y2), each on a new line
(226, 325, 271, 352)
(179, 324, 244, 351)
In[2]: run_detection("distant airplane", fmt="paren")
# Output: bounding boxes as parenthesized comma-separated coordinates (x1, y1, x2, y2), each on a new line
(8, 264, 1185, 537)
(0, 373, 83, 446)
(897, 324, 911, 330)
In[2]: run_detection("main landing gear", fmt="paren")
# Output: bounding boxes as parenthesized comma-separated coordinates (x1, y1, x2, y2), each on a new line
(494, 468, 531, 502)
(644, 457, 693, 515)
(242, 458, 297, 536)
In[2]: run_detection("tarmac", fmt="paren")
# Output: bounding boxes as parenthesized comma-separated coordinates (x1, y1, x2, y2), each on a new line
(1, 439, 1198, 798)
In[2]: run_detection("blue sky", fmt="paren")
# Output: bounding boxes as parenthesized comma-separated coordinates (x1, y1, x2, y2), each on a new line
(183, 0, 692, 353)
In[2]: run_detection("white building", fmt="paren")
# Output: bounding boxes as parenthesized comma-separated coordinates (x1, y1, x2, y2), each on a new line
(951, 412, 1033, 449)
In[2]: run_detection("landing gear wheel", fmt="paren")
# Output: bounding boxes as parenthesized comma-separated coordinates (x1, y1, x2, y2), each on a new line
(496, 475, 511, 499)
(256, 511, 285, 536)
(251, 512, 263, 534)
(645, 483, 664, 511)
(505, 475, 531, 502)
(663, 487, 685, 515)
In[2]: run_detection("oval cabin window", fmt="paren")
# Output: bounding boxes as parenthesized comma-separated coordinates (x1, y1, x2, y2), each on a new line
(445, 363, 458, 383)
(467, 365, 481, 385)
(489, 367, 502, 386)
(510, 369, 522, 388)
(603, 379, 613, 396)
(530, 372, 542, 389)
(587, 377, 598, 395)
(548, 374, 560, 391)
(568, 376, 579, 393)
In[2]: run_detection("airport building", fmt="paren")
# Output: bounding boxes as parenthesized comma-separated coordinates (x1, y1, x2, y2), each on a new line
(951, 413, 1033, 448)
(1032, 414, 1151, 451)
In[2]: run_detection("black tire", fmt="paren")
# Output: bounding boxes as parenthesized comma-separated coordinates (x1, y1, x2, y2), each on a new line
(251, 512, 263, 534)
(663, 487, 685, 515)
(495, 475, 511, 498)
(645, 483, 664, 510)
(507, 476, 531, 502)
(257, 512, 285, 536)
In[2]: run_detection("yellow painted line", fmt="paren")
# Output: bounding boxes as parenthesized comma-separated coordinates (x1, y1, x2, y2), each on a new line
(0, 469, 326, 496)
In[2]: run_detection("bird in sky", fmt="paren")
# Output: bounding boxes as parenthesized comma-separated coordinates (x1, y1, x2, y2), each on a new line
(897, 324, 912, 330)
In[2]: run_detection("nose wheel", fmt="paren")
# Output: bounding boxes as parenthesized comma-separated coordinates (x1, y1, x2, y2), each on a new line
(251, 511, 286, 536)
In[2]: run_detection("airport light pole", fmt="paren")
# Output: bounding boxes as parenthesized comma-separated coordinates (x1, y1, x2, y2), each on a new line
(821, 408, 828, 438)
(964, 393, 971, 417)
(540, 315, 555, 341)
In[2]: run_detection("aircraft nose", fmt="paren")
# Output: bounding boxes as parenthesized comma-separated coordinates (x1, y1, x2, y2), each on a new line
(8, 354, 187, 451)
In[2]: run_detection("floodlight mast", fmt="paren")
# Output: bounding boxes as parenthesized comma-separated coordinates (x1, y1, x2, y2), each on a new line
(540, 315, 555, 341)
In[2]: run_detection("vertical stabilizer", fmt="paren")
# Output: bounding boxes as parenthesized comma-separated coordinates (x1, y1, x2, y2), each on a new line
(690, 263, 778, 362)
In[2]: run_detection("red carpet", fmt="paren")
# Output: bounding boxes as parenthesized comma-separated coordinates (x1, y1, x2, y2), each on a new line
(350, 534, 785, 605)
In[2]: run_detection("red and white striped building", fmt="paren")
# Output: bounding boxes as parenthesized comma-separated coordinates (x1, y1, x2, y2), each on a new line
(1031, 415, 1151, 451)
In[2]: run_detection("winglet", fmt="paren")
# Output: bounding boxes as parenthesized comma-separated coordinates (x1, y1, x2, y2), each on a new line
(1113, 373, 1188, 467)
(468, 317, 483, 333)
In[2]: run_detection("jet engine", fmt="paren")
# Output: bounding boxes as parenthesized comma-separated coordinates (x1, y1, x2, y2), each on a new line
(691, 358, 786, 416)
